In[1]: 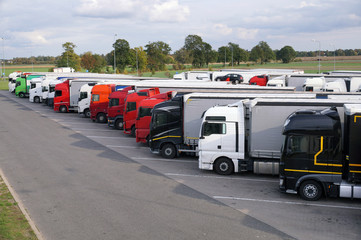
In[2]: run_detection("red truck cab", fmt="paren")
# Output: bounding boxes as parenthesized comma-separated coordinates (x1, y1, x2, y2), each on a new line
(107, 86, 135, 129)
(135, 91, 174, 143)
(123, 88, 160, 136)
(54, 80, 70, 112)
(90, 84, 116, 123)
(249, 75, 268, 86)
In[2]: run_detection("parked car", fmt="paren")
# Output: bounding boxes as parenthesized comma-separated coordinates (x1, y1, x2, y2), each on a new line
(215, 74, 243, 84)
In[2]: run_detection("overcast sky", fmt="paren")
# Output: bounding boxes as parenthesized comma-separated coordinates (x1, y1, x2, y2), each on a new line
(0, 0, 360, 58)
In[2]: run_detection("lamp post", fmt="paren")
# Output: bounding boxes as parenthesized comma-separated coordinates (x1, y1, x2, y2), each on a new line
(136, 48, 138, 76)
(1, 37, 4, 79)
(330, 43, 336, 71)
(312, 39, 321, 74)
(114, 34, 117, 74)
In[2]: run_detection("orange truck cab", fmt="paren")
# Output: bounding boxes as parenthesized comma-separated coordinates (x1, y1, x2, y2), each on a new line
(90, 84, 116, 123)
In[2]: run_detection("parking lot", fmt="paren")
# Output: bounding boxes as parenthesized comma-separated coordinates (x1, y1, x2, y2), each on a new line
(1, 90, 361, 240)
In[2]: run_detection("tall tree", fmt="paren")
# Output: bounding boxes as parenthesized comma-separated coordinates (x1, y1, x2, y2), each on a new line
(277, 46, 297, 63)
(113, 39, 131, 72)
(249, 41, 275, 64)
(173, 47, 191, 64)
(184, 35, 205, 67)
(56, 42, 81, 71)
(145, 41, 171, 71)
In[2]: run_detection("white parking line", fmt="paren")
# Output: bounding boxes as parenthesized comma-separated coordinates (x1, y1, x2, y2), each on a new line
(213, 196, 361, 210)
(73, 128, 115, 132)
(107, 145, 147, 149)
(165, 173, 278, 182)
(87, 136, 127, 139)
(134, 157, 196, 163)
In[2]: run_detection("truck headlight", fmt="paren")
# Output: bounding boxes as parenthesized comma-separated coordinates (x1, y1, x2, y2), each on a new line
(279, 179, 284, 186)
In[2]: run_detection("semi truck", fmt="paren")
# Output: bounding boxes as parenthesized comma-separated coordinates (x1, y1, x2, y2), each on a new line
(29, 77, 45, 103)
(279, 104, 361, 201)
(54, 79, 104, 113)
(15, 73, 44, 98)
(78, 83, 97, 117)
(107, 86, 135, 129)
(135, 91, 174, 144)
(149, 92, 317, 159)
(8, 71, 22, 93)
(123, 88, 160, 136)
(89, 83, 132, 123)
(198, 98, 361, 175)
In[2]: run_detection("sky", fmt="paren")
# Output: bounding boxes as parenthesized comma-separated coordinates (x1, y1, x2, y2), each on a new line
(0, 0, 360, 59)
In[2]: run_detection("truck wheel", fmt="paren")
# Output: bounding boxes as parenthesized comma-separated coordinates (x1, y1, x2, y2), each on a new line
(97, 113, 107, 123)
(161, 144, 176, 159)
(115, 119, 123, 130)
(84, 109, 91, 118)
(34, 96, 40, 103)
(59, 106, 67, 113)
(130, 126, 136, 137)
(214, 158, 234, 175)
(19, 92, 25, 98)
(299, 180, 322, 201)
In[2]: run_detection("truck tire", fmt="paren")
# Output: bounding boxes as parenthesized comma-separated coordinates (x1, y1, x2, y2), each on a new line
(299, 180, 322, 201)
(59, 106, 67, 113)
(214, 158, 234, 175)
(161, 143, 176, 159)
(19, 92, 25, 98)
(115, 119, 123, 130)
(34, 96, 40, 103)
(96, 113, 107, 123)
(84, 109, 91, 118)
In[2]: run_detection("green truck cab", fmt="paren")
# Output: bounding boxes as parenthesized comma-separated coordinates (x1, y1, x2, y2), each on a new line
(15, 74, 44, 98)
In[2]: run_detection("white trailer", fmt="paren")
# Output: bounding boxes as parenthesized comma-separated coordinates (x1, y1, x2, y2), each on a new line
(149, 92, 317, 158)
(198, 98, 361, 175)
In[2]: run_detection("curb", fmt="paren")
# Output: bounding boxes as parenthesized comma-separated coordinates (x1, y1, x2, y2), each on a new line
(0, 168, 45, 240)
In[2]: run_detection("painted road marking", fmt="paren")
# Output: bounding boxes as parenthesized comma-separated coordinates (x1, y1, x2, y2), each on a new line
(213, 196, 361, 210)
(133, 158, 196, 163)
(165, 173, 278, 182)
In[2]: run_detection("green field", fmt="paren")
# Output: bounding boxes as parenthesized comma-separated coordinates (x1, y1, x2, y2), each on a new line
(1, 58, 360, 89)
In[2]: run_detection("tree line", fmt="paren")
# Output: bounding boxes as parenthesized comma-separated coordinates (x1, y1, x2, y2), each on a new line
(7, 35, 361, 73)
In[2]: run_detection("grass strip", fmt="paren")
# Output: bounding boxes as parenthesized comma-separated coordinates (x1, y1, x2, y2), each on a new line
(0, 174, 38, 240)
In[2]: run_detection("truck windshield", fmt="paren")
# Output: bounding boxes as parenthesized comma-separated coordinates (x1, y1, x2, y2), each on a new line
(126, 102, 136, 112)
(92, 94, 100, 102)
(152, 110, 180, 128)
(109, 98, 119, 107)
(138, 107, 152, 118)
(79, 92, 88, 101)
(50, 86, 55, 93)
(15, 81, 21, 87)
(55, 90, 62, 97)
(202, 122, 226, 136)
(31, 83, 36, 89)
(42, 86, 48, 92)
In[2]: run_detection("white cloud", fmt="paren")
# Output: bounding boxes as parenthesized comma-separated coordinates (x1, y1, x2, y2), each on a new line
(15, 31, 49, 45)
(75, 0, 190, 22)
(236, 28, 259, 40)
(148, 0, 190, 22)
(75, 0, 138, 18)
(213, 24, 233, 35)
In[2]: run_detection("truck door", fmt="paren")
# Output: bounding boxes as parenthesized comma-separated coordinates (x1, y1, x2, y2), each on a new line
(200, 121, 237, 153)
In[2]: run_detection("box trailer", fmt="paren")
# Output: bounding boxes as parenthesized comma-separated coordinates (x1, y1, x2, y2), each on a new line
(198, 98, 361, 175)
